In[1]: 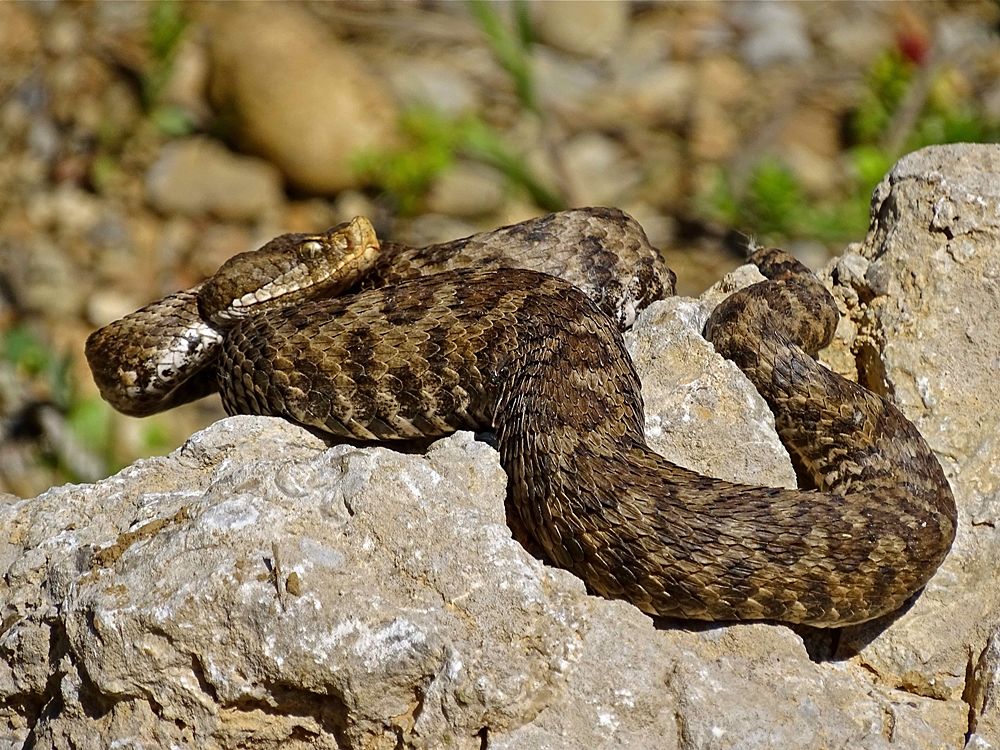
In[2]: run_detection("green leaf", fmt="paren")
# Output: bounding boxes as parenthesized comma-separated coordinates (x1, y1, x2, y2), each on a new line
(467, 0, 536, 111)
(850, 145, 893, 191)
(459, 118, 563, 211)
(353, 108, 563, 214)
(150, 104, 195, 137)
(148, 0, 187, 62)
(142, 0, 188, 109)
(2, 325, 51, 377)
(66, 397, 113, 457)
(141, 421, 172, 455)
(743, 160, 804, 237)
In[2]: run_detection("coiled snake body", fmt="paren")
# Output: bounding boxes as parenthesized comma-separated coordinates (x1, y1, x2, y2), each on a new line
(86, 208, 956, 627)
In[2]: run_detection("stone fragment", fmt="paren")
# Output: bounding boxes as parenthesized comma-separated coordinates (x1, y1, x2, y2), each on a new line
(159, 36, 211, 122)
(145, 136, 283, 220)
(688, 57, 749, 161)
(383, 57, 480, 116)
(425, 161, 506, 218)
(561, 132, 640, 206)
(731, 2, 813, 68)
(0, 3, 40, 63)
(968, 629, 1000, 744)
(86, 289, 143, 328)
(531, 45, 603, 112)
(823, 17, 892, 66)
(0, 235, 82, 317)
(620, 65, 695, 129)
(531, 1, 629, 59)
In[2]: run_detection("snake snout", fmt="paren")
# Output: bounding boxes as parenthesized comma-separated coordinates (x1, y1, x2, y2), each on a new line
(198, 217, 382, 327)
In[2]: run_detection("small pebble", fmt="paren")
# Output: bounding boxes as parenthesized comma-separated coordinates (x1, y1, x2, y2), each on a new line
(145, 137, 283, 221)
(426, 162, 506, 218)
(732, 2, 813, 68)
(532, 0, 629, 59)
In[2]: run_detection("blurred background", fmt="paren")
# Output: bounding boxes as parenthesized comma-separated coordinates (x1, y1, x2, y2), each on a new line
(2, 0, 999, 498)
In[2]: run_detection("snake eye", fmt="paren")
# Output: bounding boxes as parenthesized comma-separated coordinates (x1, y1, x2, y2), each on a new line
(299, 240, 325, 257)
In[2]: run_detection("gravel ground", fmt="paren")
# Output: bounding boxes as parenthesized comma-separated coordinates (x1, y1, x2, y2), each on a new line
(1, 0, 998, 497)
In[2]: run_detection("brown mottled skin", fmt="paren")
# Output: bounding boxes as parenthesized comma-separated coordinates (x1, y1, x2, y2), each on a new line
(85, 209, 956, 627)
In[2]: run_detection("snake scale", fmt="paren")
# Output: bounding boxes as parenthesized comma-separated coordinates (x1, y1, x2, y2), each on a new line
(85, 208, 956, 627)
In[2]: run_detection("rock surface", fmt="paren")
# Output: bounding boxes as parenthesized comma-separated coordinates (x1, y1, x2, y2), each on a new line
(2, 145, 998, 748)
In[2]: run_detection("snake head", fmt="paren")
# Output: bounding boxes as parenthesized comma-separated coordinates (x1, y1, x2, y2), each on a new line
(198, 217, 380, 327)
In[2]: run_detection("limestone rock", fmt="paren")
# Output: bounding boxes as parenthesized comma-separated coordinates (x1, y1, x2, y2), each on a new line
(204, 4, 398, 194)
(626, 282, 796, 490)
(0, 416, 949, 750)
(968, 629, 1000, 744)
(0, 400, 965, 749)
(3, 420, 572, 748)
(814, 146, 1000, 730)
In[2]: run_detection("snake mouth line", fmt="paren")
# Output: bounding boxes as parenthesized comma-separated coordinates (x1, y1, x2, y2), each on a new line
(207, 217, 382, 326)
